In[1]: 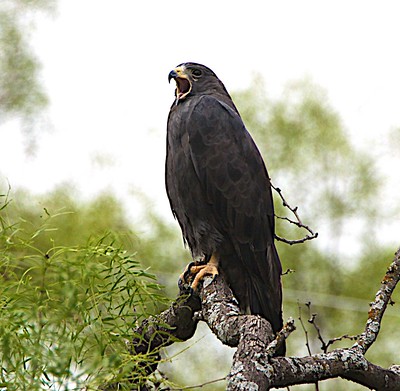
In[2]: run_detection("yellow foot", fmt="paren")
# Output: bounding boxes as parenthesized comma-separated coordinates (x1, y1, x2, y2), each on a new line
(190, 261, 219, 290)
(179, 254, 219, 291)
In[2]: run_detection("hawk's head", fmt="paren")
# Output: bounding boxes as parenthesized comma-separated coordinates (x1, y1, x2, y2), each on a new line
(168, 62, 228, 104)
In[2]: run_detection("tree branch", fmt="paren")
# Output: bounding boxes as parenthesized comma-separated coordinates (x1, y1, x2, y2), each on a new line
(353, 247, 400, 355)
(270, 180, 318, 245)
(128, 247, 400, 390)
(130, 291, 201, 355)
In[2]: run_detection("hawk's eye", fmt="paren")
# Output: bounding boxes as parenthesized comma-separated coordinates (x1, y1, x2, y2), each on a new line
(192, 69, 202, 78)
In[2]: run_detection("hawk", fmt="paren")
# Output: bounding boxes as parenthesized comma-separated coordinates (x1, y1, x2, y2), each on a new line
(166, 62, 284, 355)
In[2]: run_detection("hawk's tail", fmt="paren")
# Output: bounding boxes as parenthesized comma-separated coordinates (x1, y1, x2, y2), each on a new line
(246, 244, 285, 356)
(219, 240, 285, 356)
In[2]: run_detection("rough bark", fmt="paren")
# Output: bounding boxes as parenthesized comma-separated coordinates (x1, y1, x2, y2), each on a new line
(131, 292, 201, 354)
(129, 248, 400, 390)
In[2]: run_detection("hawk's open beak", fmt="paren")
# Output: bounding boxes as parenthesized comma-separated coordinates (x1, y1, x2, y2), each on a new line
(168, 66, 192, 102)
(168, 70, 178, 83)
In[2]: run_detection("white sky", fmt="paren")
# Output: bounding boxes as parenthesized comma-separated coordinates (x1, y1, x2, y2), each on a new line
(1, 0, 400, 241)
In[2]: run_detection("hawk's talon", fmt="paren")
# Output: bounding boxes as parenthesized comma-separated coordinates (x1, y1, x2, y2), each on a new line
(183, 261, 197, 282)
(178, 276, 185, 290)
(179, 261, 195, 286)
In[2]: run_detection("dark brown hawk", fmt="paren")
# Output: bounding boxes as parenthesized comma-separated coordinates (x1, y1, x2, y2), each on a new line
(166, 62, 284, 355)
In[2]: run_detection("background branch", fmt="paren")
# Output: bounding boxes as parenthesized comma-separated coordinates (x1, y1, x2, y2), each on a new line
(271, 180, 318, 244)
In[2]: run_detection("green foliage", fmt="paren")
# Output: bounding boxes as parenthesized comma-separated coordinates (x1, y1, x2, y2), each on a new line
(9, 186, 137, 251)
(0, 189, 168, 390)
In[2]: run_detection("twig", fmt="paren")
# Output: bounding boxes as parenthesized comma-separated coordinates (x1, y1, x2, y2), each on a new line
(301, 303, 320, 391)
(298, 302, 312, 356)
(325, 334, 359, 350)
(305, 305, 328, 354)
(271, 180, 318, 245)
(275, 233, 318, 245)
(308, 307, 359, 353)
(282, 268, 295, 276)
(169, 376, 226, 390)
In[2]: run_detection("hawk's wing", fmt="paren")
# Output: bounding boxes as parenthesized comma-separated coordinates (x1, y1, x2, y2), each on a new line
(186, 95, 283, 333)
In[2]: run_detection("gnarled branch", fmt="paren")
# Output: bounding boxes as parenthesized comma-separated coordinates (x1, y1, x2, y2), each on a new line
(128, 247, 400, 390)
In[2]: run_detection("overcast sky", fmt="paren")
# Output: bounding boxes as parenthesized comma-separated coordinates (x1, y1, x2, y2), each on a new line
(1, 1, 400, 242)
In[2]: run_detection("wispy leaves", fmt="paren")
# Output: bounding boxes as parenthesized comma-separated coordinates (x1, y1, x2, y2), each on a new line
(0, 196, 167, 390)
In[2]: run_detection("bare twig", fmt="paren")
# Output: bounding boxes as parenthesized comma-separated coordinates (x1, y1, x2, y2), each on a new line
(306, 305, 328, 354)
(298, 302, 312, 356)
(306, 302, 360, 354)
(326, 334, 359, 350)
(282, 268, 295, 276)
(301, 302, 321, 391)
(275, 233, 318, 245)
(271, 180, 318, 244)
(300, 298, 362, 356)
(169, 376, 226, 390)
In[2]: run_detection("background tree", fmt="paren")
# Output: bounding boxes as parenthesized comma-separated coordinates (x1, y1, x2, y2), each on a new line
(0, 0, 54, 150)
(0, 187, 175, 390)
